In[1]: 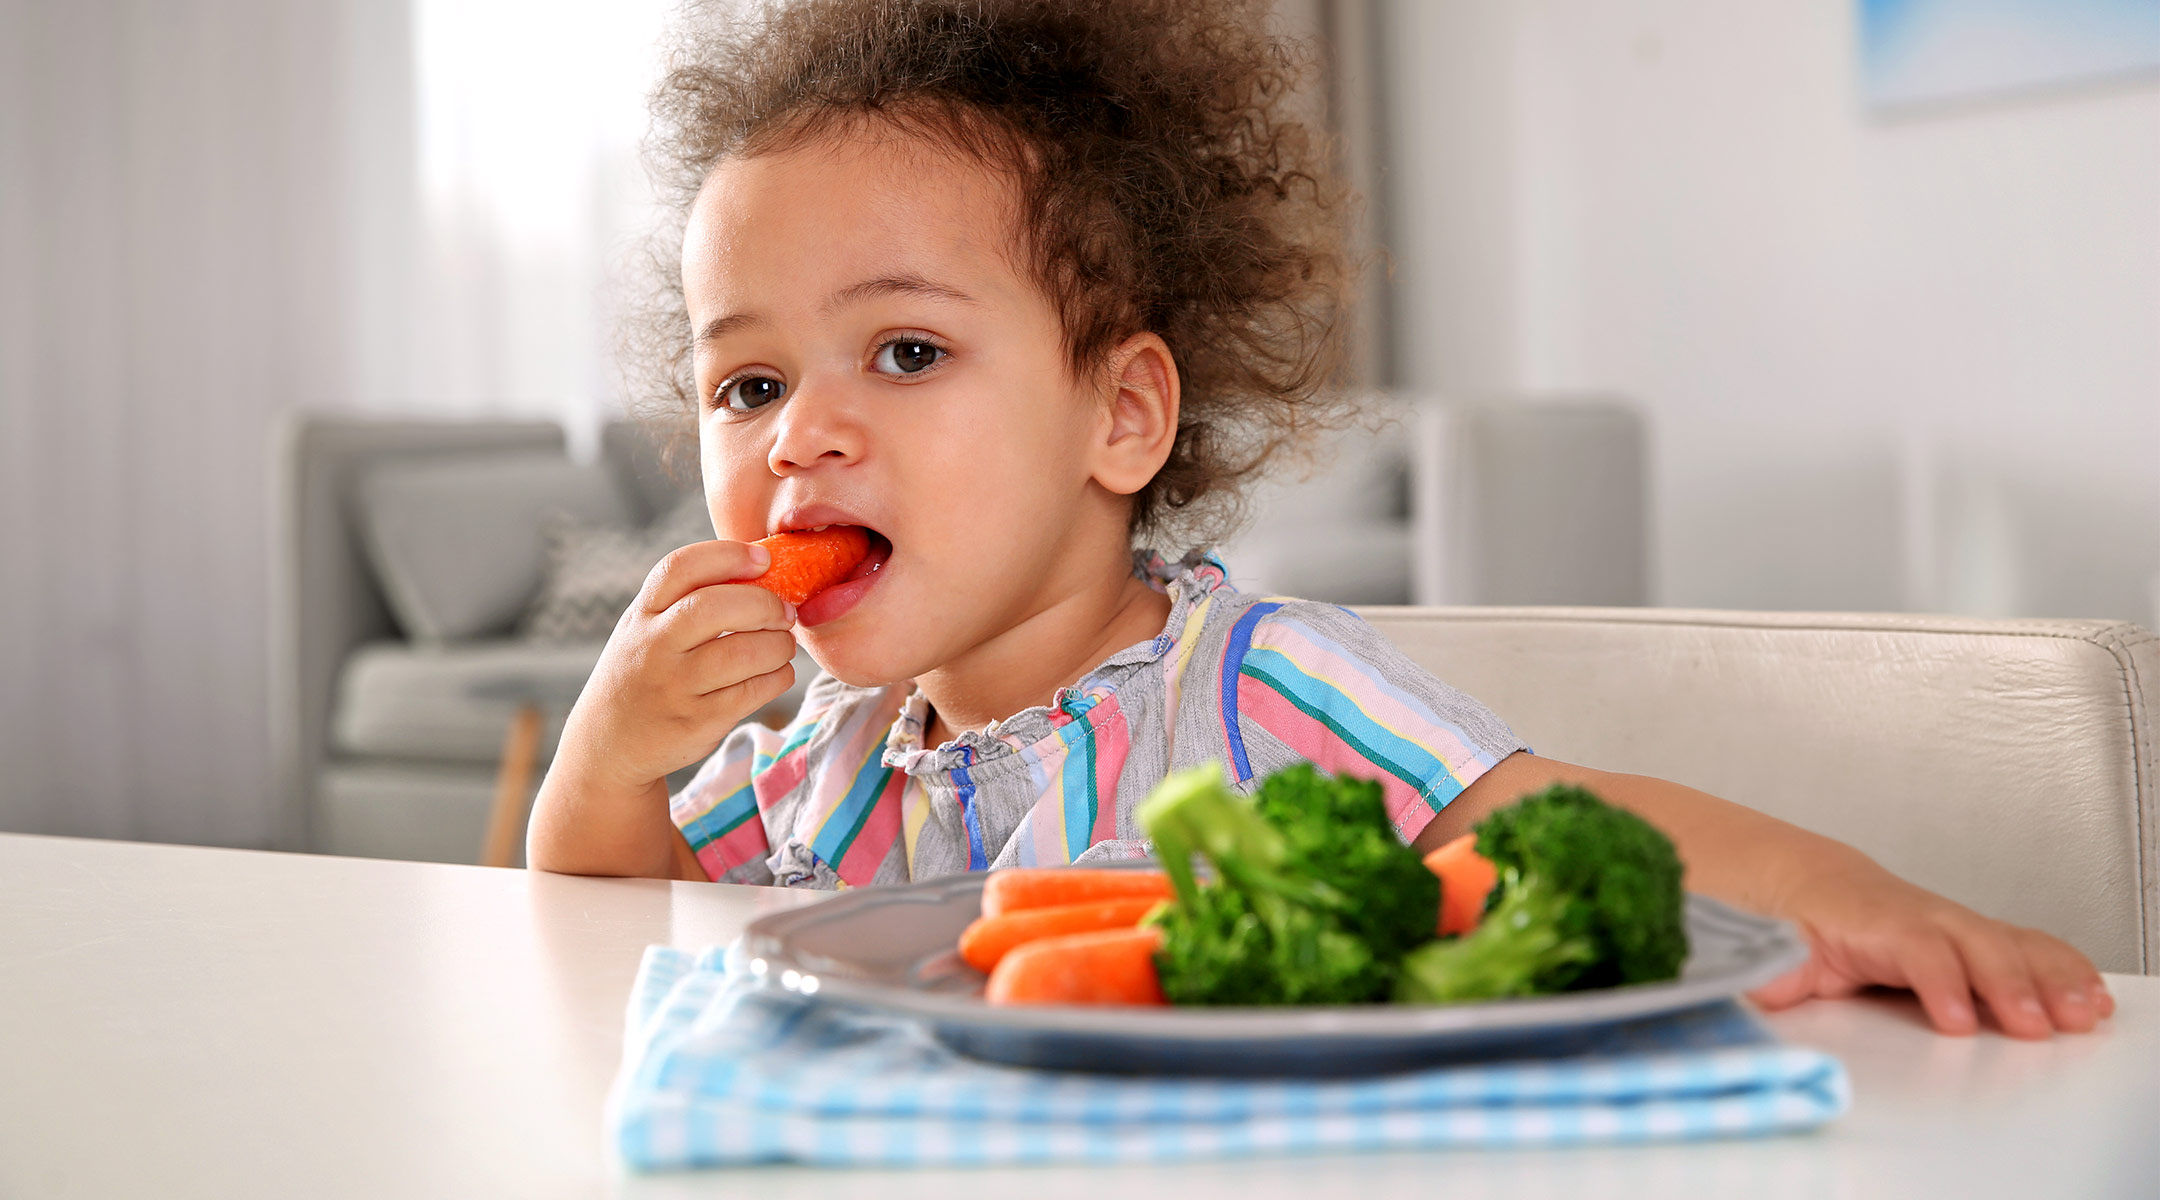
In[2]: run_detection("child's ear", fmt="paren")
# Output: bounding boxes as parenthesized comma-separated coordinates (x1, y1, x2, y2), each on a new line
(1089, 332, 1180, 497)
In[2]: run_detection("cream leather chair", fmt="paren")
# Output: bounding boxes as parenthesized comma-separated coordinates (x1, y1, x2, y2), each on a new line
(1358, 607, 2158, 975)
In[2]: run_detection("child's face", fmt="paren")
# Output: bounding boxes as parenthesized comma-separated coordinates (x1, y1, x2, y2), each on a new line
(682, 124, 1142, 687)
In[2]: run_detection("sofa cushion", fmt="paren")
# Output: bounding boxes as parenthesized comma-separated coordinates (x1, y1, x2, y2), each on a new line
(330, 635, 821, 766)
(330, 638, 605, 763)
(355, 450, 634, 643)
(521, 493, 714, 643)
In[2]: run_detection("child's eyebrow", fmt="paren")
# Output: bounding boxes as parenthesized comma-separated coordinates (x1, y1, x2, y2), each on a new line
(824, 272, 981, 314)
(695, 273, 982, 346)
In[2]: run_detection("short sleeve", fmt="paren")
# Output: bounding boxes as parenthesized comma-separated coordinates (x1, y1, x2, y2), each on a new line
(1224, 600, 1526, 844)
(669, 722, 783, 884)
(669, 673, 850, 884)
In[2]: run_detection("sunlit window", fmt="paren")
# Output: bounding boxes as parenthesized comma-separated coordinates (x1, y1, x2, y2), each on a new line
(415, 0, 675, 249)
(405, 0, 683, 436)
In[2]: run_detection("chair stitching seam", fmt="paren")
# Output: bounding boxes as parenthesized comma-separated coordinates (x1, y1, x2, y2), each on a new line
(2115, 637, 2157, 975)
(1360, 608, 2151, 646)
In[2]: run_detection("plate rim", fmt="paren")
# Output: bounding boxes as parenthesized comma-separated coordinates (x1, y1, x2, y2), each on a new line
(738, 872, 1808, 1043)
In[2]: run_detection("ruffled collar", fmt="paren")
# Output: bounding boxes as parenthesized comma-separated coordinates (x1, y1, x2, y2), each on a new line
(879, 549, 1228, 777)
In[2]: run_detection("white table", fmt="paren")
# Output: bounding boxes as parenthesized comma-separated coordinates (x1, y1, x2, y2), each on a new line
(1, 834, 2153, 1199)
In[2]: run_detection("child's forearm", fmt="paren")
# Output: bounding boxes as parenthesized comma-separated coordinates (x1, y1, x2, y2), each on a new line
(1423, 751, 1866, 918)
(525, 760, 702, 881)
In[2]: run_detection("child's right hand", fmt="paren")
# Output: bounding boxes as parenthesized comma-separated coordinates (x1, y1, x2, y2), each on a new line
(553, 540, 799, 797)
(530, 540, 797, 878)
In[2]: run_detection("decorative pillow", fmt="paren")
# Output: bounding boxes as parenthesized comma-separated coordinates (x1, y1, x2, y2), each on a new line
(520, 493, 714, 643)
(356, 450, 635, 643)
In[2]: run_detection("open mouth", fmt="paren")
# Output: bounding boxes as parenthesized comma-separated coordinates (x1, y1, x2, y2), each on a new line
(796, 525, 892, 627)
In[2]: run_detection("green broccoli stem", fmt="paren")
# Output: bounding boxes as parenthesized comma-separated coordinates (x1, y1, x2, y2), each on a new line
(1136, 765, 1240, 907)
(1393, 871, 1596, 1005)
(1137, 764, 1345, 914)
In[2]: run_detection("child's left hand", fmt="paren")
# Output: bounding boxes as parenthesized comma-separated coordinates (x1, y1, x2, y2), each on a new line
(1747, 850, 2116, 1038)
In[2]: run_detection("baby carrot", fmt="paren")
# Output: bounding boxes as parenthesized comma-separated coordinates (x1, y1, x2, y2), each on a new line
(979, 868, 1174, 918)
(984, 925, 1167, 1006)
(1424, 833, 1499, 937)
(747, 527, 870, 606)
(958, 897, 1162, 973)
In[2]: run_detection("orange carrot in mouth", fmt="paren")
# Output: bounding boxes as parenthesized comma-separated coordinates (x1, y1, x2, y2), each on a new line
(958, 897, 1162, 973)
(978, 868, 1175, 918)
(748, 527, 870, 606)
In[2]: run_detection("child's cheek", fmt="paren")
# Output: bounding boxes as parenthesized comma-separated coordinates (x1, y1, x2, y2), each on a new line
(700, 431, 772, 540)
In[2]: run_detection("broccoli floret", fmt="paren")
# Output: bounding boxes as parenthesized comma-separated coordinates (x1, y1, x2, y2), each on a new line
(1393, 868, 1595, 1003)
(1154, 883, 1386, 1006)
(1396, 783, 1688, 1004)
(1475, 783, 1688, 989)
(1251, 764, 1439, 962)
(1138, 763, 1433, 1005)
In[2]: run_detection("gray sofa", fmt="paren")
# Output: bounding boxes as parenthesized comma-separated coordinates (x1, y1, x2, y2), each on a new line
(269, 414, 808, 865)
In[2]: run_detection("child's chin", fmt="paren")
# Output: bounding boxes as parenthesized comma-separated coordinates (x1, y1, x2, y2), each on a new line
(797, 630, 910, 691)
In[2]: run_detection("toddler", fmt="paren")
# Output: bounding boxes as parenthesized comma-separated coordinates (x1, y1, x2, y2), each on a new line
(529, 0, 2111, 1037)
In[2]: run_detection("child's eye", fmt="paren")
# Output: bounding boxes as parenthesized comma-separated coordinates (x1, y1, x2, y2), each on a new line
(716, 375, 786, 413)
(872, 338, 944, 377)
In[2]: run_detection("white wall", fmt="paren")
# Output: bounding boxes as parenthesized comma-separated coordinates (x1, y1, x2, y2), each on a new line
(1378, 0, 2160, 621)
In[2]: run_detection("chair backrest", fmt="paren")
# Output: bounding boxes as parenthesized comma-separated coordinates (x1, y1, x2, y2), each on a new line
(1357, 605, 2159, 974)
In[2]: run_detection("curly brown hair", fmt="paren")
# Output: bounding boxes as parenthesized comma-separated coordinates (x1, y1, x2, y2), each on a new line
(623, 0, 1358, 549)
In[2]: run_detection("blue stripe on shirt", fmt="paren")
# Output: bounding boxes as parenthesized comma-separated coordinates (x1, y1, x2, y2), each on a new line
(1218, 601, 1283, 782)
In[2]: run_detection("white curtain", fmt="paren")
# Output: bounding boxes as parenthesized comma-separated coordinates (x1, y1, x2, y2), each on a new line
(0, 0, 674, 845)
(377, 0, 673, 455)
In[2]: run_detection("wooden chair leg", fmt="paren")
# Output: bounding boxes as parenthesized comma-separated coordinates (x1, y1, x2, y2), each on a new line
(481, 704, 543, 868)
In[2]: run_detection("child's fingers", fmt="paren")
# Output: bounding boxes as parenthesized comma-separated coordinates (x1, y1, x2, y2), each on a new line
(685, 629, 798, 697)
(1745, 961, 1818, 1012)
(657, 581, 794, 651)
(1745, 924, 1855, 1011)
(1946, 920, 2052, 1039)
(2015, 927, 2108, 1033)
(694, 649, 795, 718)
(638, 540, 771, 615)
(1896, 933, 1980, 1036)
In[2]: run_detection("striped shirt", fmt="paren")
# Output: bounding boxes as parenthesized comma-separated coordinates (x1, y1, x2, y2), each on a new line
(669, 552, 1526, 888)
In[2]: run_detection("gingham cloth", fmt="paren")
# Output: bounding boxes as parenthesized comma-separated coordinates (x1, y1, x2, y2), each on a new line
(607, 943, 1849, 1169)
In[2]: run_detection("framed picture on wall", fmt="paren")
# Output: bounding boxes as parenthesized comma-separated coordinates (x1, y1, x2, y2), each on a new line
(1858, 0, 2160, 111)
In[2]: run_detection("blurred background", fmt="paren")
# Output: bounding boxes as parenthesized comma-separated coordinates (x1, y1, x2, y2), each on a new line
(2, 0, 2155, 861)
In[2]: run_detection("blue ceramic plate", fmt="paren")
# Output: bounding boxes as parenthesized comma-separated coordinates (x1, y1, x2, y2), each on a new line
(738, 872, 1808, 1076)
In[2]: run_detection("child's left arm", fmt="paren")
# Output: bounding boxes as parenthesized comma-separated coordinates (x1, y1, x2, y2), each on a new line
(1422, 751, 2116, 1038)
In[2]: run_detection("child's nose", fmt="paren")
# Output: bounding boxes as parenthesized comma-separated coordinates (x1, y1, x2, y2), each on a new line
(766, 386, 864, 474)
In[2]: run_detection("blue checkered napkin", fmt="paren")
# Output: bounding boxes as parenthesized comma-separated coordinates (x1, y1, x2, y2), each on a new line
(609, 943, 1848, 1170)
